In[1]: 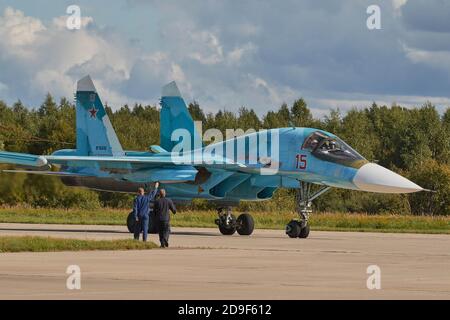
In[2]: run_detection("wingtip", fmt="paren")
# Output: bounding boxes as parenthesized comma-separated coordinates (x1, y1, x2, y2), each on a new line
(162, 81, 181, 97)
(77, 75, 97, 92)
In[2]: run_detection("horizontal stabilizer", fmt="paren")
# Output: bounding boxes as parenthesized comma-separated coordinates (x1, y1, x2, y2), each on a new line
(0, 151, 48, 167)
(150, 145, 168, 154)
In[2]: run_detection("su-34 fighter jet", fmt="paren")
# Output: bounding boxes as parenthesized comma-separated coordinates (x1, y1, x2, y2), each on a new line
(0, 76, 425, 238)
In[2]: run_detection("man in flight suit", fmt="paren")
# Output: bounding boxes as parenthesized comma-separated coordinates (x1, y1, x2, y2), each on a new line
(154, 189, 176, 248)
(133, 181, 159, 242)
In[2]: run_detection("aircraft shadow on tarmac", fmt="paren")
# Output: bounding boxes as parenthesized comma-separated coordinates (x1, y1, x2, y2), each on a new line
(0, 226, 347, 240)
(171, 230, 220, 237)
(0, 227, 128, 234)
(0, 227, 221, 237)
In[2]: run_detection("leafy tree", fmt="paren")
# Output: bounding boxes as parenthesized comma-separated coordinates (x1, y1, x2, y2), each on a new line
(408, 160, 450, 215)
(237, 107, 261, 130)
(263, 103, 291, 128)
(291, 98, 313, 127)
(323, 109, 342, 134)
(214, 110, 238, 133)
(340, 109, 379, 161)
(0, 92, 448, 215)
(443, 107, 450, 131)
(188, 101, 206, 123)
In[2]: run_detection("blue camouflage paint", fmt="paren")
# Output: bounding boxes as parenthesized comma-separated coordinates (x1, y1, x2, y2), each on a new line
(76, 76, 124, 157)
(160, 82, 203, 153)
(0, 76, 371, 203)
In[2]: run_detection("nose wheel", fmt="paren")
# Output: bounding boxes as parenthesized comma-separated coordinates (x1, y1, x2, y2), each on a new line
(286, 182, 331, 239)
(286, 220, 302, 238)
(285, 219, 310, 238)
(215, 207, 255, 236)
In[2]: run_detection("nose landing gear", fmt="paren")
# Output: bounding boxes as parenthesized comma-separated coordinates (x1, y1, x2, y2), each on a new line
(215, 207, 255, 236)
(286, 182, 331, 239)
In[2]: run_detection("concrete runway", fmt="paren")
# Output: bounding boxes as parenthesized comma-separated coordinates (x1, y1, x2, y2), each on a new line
(0, 223, 449, 299)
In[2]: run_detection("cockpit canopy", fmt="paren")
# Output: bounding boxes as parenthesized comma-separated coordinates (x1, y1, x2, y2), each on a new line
(302, 131, 366, 168)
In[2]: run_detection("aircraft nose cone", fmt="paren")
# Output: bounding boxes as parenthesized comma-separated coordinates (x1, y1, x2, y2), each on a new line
(353, 163, 423, 193)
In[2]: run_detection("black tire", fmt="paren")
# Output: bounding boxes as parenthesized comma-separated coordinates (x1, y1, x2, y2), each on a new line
(299, 224, 310, 238)
(286, 220, 301, 238)
(149, 211, 159, 234)
(127, 211, 135, 233)
(218, 214, 236, 235)
(236, 213, 254, 236)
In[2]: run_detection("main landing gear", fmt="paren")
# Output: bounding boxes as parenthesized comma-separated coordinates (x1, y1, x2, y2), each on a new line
(215, 207, 255, 236)
(285, 182, 331, 239)
(126, 211, 158, 234)
(127, 211, 135, 233)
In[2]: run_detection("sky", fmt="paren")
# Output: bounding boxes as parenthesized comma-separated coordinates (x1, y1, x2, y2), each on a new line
(0, 0, 449, 117)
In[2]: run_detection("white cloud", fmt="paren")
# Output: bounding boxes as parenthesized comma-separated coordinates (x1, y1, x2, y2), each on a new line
(227, 43, 257, 65)
(187, 30, 224, 65)
(0, 7, 174, 109)
(312, 93, 450, 116)
(403, 44, 450, 71)
(51, 15, 94, 30)
(0, 7, 45, 58)
(0, 1, 449, 119)
(253, 77, 281, 105)
(392, 0, 408, 10)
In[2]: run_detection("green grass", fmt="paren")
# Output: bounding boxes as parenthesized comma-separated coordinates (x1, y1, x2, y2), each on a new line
(0, 207, 127, 225)
(170, 210, 450, 234)
(0, 236, 158, 253)
(0, 207, 448, 234)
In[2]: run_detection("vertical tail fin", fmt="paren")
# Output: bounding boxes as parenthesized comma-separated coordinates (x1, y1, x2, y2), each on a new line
(75, 75, 124, 156)
(160, 82, 202, 152)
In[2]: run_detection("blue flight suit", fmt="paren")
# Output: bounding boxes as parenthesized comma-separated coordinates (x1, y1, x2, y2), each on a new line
(133, 188, 158, 241)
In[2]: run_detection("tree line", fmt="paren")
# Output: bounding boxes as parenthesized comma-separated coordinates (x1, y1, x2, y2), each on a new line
(0, 94, 449, 215)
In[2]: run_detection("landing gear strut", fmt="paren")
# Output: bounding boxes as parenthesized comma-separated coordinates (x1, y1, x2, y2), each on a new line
(286, 182, 331, 239)
(215, 207, 255, 236)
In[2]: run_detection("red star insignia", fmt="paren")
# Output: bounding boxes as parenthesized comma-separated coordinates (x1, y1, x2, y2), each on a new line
(88, 107, 98, 119)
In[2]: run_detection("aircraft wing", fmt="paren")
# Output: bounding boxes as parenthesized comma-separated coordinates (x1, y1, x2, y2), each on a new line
(0, 151, 246, 170)
(0, 151, 48, 167)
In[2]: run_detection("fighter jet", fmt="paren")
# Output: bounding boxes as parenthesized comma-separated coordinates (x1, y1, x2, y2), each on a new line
(0, 76, 424, 238)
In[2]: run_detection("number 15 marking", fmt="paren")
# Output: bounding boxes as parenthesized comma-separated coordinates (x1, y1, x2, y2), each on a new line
(296, 154, 307, 170)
